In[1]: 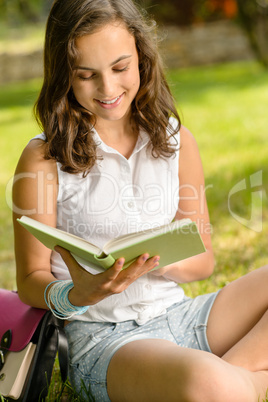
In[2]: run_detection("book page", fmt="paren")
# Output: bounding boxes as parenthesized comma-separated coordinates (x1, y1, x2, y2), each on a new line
(103, 219, 192, 254)
(18, 216, 101, 255)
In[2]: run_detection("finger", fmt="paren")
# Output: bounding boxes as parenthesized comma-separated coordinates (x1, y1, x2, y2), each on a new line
(121, 254, 160, 279)
(54, 245, 88, 276)
(147, 255, 160, 270)
(138, 253, 150, 265)
(105, 258, 125, 280)
(54, 245, 74, 263)
(111, 254, 160, 293)
(134, 253, 160, 271)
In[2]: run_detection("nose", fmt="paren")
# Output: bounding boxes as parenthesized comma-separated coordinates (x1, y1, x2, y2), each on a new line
(98, 73, 115, 98)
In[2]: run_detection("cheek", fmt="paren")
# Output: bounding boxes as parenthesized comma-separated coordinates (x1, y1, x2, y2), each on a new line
(72, 83, 92, 105)
(130, 70, 140, 92)
(72, 83, 81, 101)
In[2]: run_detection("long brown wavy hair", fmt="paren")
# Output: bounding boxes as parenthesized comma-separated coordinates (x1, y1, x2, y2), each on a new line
(34, 0, 181, 176)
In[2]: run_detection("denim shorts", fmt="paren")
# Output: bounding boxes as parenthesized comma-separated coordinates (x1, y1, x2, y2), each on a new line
(64, 291, 219, 401)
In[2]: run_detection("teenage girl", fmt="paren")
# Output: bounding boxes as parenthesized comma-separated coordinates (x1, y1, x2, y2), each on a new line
(13, 0, 268, 401)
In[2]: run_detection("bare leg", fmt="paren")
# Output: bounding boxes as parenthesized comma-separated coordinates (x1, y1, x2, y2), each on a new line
(107, 339, 264, 402)
(107, 266, 268, 401)
(207, 265, 268, 371)
(222, 309, 268, 370)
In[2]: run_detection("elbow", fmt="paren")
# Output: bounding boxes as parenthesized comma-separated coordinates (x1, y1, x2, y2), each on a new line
(17, 286, 31, 306)
(16, 276, 37, 307)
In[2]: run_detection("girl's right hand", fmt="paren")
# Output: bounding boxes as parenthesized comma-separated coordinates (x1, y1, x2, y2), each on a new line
(54, 246, 160, 307)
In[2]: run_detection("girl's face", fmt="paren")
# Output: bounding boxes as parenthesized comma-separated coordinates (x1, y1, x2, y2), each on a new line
(72, 23, 140, 127)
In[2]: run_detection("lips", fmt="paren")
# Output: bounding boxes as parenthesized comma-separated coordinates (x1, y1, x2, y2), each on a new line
(95, 93, 124, 109)
(99, 95, 121, 105)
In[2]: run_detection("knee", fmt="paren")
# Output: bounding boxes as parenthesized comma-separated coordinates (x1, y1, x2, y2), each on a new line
(179, 355, 254, 402)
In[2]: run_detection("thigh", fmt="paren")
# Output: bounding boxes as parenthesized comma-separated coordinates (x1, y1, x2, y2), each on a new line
(107, 338, 256, 402)
(207, 265, 268, 357)
(107, 339, 190, 402)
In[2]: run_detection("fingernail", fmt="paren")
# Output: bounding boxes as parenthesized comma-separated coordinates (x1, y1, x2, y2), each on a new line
(153, 257, 160, 263)
(142, 254, 149, 261)
(117, 258, 124, 266)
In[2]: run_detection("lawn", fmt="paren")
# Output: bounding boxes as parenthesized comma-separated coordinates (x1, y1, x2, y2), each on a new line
(0, 78, 42, 288)
(0, 60, 268, 400)
(168, 61, 268, 295)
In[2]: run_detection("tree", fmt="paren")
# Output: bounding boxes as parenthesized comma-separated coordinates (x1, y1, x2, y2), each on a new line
(236, 0, 268, 66)
(0, 0, 49, 24)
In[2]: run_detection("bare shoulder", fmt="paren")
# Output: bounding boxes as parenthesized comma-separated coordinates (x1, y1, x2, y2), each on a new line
(180, 125, 199, 152)
(17, 139, 47, 167)
(179, 125, 203, 168)
(15, 138, 57, 177)
(13, 138, 58, 228)
(13, 138, 58, 218)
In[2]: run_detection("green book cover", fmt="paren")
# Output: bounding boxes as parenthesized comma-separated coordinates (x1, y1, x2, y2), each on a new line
(17, 216, 206, 272)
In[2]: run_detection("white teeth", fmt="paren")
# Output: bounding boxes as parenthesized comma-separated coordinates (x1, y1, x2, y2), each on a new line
(100, 95, 120, 105)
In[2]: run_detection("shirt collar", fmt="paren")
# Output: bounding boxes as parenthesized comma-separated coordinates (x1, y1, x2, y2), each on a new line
(92, 127, 150, 158)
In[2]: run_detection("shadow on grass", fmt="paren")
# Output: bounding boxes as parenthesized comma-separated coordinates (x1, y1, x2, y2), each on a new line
(167, 61, 268, 105)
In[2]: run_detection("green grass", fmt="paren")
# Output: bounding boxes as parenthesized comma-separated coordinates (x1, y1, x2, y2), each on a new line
(0, 60, 268, 400)
(167, 61, 268, 296)
(0, 78, 41, 289)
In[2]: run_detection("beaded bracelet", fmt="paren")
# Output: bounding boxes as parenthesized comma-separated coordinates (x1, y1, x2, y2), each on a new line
(44, 280, 88, 319)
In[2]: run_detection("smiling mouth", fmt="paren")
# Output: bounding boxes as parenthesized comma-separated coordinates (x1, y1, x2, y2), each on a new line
(96, 93, 124, 105)
(99, 96, 120, 105)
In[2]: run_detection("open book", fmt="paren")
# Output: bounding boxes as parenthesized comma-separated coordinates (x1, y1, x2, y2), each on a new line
(17, 216, 206, 272)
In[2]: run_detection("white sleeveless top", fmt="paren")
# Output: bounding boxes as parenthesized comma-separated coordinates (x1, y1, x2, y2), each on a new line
(33, 117, 184, 325)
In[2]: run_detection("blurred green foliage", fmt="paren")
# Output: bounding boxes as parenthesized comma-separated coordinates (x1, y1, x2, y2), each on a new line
(0, 0, 53, 24)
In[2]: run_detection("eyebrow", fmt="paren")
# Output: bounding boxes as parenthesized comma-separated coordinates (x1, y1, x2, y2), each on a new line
(75, 55, 132, 71)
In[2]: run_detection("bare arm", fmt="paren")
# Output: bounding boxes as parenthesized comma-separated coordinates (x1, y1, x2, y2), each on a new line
(152, 126, 215, 283)
(13, 139, 58, 308)
(13, 140, 159, 309)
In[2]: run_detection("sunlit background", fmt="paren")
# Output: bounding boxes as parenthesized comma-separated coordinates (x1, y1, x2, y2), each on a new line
(0, 1, 268, 399)
(0, 0, 267, 293)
